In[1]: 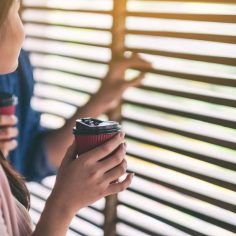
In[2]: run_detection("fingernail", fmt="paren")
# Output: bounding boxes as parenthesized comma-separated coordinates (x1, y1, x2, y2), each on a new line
(13, 116, 18, 124)
(124, 142, 127, 148)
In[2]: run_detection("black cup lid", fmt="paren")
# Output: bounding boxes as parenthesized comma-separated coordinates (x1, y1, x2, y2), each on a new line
(73, 118, 121, 135)
(0, 92, 17, 107)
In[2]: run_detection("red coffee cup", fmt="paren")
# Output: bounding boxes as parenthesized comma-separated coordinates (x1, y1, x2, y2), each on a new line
(0, 93, 17, 115)
(73, 118, 122, 155)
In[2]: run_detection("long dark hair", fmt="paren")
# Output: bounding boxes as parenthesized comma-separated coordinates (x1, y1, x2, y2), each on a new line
(0, 0, 30, 210)
(0, 152, 30, 209)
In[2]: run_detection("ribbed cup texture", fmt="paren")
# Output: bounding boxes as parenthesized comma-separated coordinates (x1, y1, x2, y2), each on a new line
(75, 132, 118, 155)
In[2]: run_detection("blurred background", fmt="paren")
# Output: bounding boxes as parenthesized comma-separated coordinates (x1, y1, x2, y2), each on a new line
(21, 0, 236, 235)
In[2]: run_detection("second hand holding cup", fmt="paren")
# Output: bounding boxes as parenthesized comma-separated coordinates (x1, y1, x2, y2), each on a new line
(0, 92, 17, 143)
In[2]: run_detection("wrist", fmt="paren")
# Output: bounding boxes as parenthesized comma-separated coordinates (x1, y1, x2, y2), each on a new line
(47, 192, 76, 220)
(33, 193, 75, 236)
(79, 96, 106, 118)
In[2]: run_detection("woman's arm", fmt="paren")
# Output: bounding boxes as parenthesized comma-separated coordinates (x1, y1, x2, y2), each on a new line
(32, 195, 74, 236)
(44, 54, 152, 169)
(32, 133, 133, 236)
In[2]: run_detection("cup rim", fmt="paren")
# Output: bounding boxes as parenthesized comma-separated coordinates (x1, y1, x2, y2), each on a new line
(73, 127, 121, 135)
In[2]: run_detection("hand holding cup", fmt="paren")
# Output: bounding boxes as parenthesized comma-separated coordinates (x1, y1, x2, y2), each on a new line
(0, 93, 18, 156)
(50, 131, 133, 217)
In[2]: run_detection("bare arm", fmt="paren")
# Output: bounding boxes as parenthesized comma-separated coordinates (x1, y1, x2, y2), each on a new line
(43, 100, 100, 168)
(44, 54, 152, 169)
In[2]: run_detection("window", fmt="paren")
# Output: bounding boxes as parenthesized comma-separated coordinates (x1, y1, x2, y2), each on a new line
(22, 0, 236, 235)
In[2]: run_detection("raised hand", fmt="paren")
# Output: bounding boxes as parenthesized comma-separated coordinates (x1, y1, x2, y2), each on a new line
(87, 53, 152, 115)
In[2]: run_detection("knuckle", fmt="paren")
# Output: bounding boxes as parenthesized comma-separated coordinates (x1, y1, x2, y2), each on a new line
(14, 128, 19, 136)
(122, 160, 127, 171)
(122, 166, 127, 175)
(97, 188, 105, 198)
(80, 158, 88, 166)
(1, 142, 7, 150)
(10, 116, 17, 125)
(115, 133, 122, 142)
(102, 144, 111, 154)
(116, 152, 124, 163)
(4, 128, 11, 137)
(0, 128, 6, 137)
(119, 162, 126, 175)
(99, 181, 107, 194)
(97, 179, 104, 188)
(119, 184, 126, 192)
(113, 149, 123, 163)
(7, 117, 14, 125)
(90, 168, 99, 180)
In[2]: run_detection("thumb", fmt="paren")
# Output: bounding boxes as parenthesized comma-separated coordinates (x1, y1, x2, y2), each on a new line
(126, 72, 146, 87)
(61, 141, 77, 166)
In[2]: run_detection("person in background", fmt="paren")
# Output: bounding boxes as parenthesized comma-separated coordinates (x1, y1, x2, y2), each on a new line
(0, 0, 135, 235)
(0, 48, 151, 182)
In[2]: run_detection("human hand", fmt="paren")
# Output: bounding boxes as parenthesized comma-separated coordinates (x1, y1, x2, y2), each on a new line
(88, 53, 152, 115)
(0, 115, 18, 157)
(49, 132, 132, 217)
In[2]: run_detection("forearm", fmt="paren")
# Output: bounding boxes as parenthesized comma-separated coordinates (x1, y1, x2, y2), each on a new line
(32, 194, 74, 236)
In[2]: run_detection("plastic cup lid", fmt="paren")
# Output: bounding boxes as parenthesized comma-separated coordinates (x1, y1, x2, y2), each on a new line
(74, 118, 121, 135)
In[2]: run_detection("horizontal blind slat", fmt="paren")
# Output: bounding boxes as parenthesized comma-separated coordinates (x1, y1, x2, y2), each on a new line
(22, 6, 112, 14)
(23, 20, 110, 31)
(126, 47, 236, 66)
(127, 12, 236, 23)
(138, 84, 236, 108)
(124, 99, 236, 129)
(137, 68, 236, 87)
(126, 30, 236, 44)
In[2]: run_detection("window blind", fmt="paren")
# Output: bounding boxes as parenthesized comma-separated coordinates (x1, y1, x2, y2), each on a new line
(21, 0, 236, 236)
(21, 0, 112, 129)
(118, 1, 236, 235)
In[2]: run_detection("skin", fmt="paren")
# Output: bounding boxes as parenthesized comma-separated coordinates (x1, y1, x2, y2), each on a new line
(0, 0, 24, 74)
(0, 1, 152, 235)
(46, 55, 151, 168)
(34, 134, 131, 236)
